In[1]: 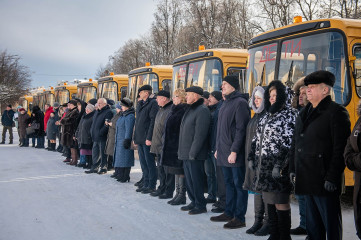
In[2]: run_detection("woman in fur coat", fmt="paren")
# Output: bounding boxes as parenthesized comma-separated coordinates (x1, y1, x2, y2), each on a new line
(248, 80, 297, 240)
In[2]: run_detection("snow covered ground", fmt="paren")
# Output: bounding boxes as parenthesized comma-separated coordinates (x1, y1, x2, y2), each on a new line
(0, 128, 358, 240)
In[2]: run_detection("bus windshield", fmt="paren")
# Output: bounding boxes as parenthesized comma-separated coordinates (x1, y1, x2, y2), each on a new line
(128, 76, 137, 102)
(79, 86, 97, 102)
(55, 90, 70, 105)
(246, 31, 349, 105)
(136, 73, 159, 94)
(102, 81, 118, 102)
(173, 59, 222, 93)
(46, 93, 55, 107)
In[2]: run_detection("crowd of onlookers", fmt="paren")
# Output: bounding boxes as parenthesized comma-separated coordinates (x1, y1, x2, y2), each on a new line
(1, 70, 361, 240)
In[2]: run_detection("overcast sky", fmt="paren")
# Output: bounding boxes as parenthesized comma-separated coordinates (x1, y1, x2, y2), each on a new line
(0, 0, 157, 88)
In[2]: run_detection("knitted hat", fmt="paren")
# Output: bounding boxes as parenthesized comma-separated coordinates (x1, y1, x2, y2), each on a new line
(185, 86, 203, 96)
(210, 91, 222, 101)
(203, 91, 210, 99)
(19, 108, 26, 112)
(53, 102, 60, 108)
(304, 70, 335, 87)
(86, 104, 95, 112)
(157, 90, 170, 98)
(223, 75, 239, 90)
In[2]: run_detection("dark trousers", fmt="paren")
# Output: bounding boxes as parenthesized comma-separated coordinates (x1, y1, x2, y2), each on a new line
(183, 160, 206, 209)
(205, 152, 217, 200)
(37, 136, 45, 148)
(305, 194, 342, 240)
(156, 156, 175, 195)
(91, 141, 107, 171)
(296, 194, 306, 229)
(138, 144, 157, 189)
(216, 165, 226, 208)
(22, 137, 29, 146)
(2, 126, 13, 142)
(222, 166, 248, 222)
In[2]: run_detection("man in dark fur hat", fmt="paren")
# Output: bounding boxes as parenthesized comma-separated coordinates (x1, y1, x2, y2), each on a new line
(289, 70, 351, 239)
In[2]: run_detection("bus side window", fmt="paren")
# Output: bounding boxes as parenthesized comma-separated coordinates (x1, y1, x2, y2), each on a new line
(162, 80, 172, 93)
(354, 46, 361, 97)
(121, 87, 127, 100)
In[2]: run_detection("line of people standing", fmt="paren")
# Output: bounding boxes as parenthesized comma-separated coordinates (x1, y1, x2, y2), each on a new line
(3, 69, 359, 240)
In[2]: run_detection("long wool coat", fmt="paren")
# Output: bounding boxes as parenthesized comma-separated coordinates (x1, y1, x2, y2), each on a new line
(113, 108, 135, 168)
(60, 107, 79, 147)
(248, 81, 297, 193)
(30, 106, 45, 137)
(105, 111, 122, 156)
(46, 116, 58, 140)
(75, 111, 95, 150)
(18, 112, 30, 139)
(161, 103, 188, 171)
(289, 95, 350, 196)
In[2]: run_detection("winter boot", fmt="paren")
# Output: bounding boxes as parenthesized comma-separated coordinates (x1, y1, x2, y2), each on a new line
(119, 167, 131, 183)
(277, 209, 292, 240)
(68, 148, 79, 165)
(111, 167, 120, 178)
(255, 201, 270, 236)
(171, 176, 186, 205)
(267, 204, 280, 240)
(85, 155, 92, 169)
(168, 175, 180, 204)
(246, 194, 265, 234)
(107, 155, 114, 171)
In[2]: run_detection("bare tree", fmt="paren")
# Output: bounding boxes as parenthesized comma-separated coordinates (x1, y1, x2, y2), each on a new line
(0, 50, 32, 105)
(295, 0, 320, 20)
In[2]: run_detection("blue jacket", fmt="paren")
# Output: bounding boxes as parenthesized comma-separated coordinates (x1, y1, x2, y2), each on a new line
(114, 108, 135, 167)
(90, 105, 114, 142)
(1, 110, 15, 127)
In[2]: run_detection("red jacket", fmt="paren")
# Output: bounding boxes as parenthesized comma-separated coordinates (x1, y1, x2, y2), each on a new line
(44, 106, 54, 131)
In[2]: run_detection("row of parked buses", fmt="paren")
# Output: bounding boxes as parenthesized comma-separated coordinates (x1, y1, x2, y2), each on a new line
(20, 17, 361, 186)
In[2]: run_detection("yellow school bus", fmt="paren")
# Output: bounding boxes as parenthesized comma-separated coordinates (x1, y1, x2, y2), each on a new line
(172, 47, 249, 93)
(97, 73, 128, 102)
(19, 95, 33, 114)
(38, 87, 55, 110)
(246, 17, 361, 186)
(128, 64, 173, 104)
(54, 82, 78, 105)
(77, 79, 98, 103)
(32, 87, 46, 108)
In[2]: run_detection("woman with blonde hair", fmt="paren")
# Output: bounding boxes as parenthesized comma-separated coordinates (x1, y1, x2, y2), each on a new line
(161, 89, 189, 205)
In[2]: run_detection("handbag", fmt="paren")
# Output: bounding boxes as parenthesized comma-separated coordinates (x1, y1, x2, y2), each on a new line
(26, 127, 35, 135)
(31, 122, 40, 130)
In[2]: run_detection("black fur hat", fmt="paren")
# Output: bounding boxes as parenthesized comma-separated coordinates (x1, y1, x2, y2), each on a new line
(157, 90, 170, 98)
(304, 70, 335, 87)
(264, 80, 287, 114)
(138, 85, 152, 92)
(185, 86, 203, 96)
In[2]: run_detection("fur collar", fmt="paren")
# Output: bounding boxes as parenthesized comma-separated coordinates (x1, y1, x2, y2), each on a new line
(83, 111, 95, 119)
(190, 98, 204, 109)
(123, 107, 135, 116)
(161, 101, 173, 109)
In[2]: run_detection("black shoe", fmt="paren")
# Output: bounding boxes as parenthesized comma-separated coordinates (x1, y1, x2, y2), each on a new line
(85, 169, 98, 174)
(290, 226, 307, 235)
(134, 178, 143, 187)
(254, 223, 270, 236)
(159, 194, 173, 199)
(150, 190, 163, 197)
(224, 218, 246, 229)
(181, 203, 195, 211)
(0, 142, 4, 144)
(77, 163, 86, 168)
(110, 173, 118, 178)
(211, 206, 225, 213)
(246, 221, 263, 234)
(210, 213, 233, 222)
(97, 169, 107, 175)
(170, 195, 186, 205)
(206, 198, 216, 204)
(141, 188, 155, 194)
(9, 141, 13, 144)
(188, 208, 207, 215)
(136, 187, 148, 192)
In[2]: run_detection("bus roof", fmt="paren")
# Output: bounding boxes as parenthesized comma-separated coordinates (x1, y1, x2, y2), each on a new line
(128, 65, 173, 76)
(54, 84, 77, 91)
(173, 48, 248, 65)
(77, 79, 98, 87)
(98, 74, 128, 83)
(249, 18, 361, 47)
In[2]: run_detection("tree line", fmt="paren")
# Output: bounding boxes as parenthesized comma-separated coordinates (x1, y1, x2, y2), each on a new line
(96, 0, 360, 77)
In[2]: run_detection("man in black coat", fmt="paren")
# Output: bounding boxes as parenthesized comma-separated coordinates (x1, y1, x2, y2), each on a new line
(133, 85, 159, 194)
(178, 86, 210, 215)
(205, 91, 225, 211)
(211, 76, 250, 229)
(85, 98, 114, 174)
(1, 104, 15, 144)
(150, 90, 174, 198)
(289, 70, 351, 240)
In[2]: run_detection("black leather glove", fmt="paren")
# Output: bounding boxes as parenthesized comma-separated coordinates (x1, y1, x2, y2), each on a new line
(324, 181, 337, 192)
(272, 166, 281, 179)
(248, 160, 254, 170)
(123, 139, 131, 149)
